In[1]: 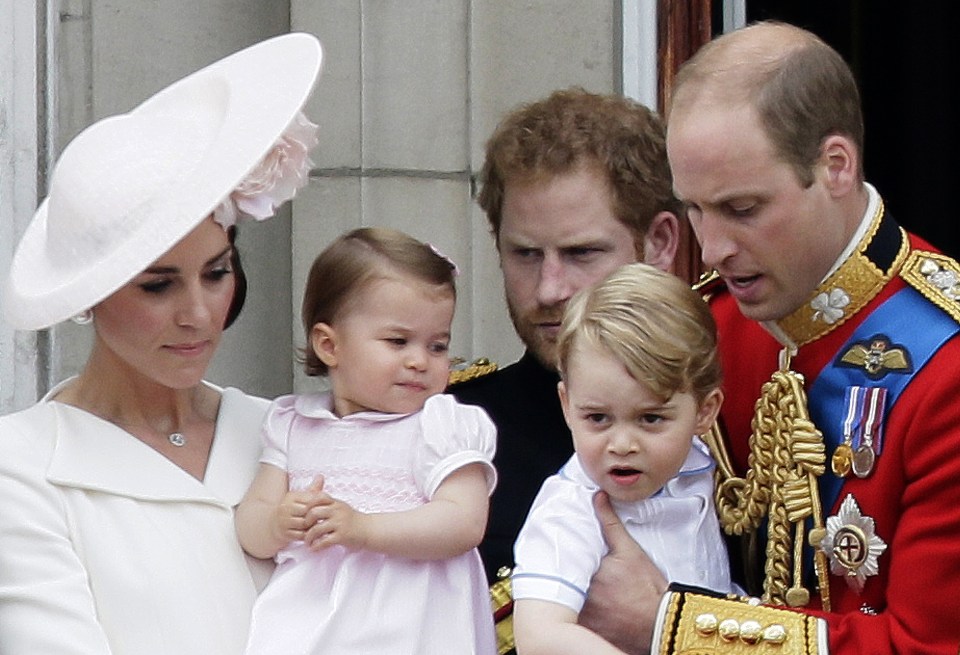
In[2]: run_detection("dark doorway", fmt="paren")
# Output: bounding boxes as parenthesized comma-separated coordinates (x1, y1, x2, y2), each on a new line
(713, 2, 959, 258)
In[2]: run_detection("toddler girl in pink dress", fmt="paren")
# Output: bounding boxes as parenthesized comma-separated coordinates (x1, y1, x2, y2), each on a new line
(236, 227, 497, 654)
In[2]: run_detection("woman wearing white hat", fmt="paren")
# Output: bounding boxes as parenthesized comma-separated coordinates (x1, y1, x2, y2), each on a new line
(0, 33, 322, 654)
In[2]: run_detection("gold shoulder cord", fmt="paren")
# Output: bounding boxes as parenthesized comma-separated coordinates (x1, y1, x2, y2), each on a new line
(708, 349, 832, 611)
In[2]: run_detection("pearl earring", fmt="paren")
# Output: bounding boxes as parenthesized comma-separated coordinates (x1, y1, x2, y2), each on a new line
(71, 309, 93, 325)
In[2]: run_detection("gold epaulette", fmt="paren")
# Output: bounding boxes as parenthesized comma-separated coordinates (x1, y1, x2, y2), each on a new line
(448, 357, 498, 386)
(899, 249, 960, 323)
(653, 587, 828, 655)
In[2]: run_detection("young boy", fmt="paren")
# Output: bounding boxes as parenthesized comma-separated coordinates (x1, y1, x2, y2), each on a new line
(511, 263, 733, 655)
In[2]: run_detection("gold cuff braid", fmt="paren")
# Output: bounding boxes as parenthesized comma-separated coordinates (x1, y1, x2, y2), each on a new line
(655, 589, 825, 655)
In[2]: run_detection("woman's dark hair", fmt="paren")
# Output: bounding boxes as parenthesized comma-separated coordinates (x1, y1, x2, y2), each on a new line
(224, 226, 246, 329)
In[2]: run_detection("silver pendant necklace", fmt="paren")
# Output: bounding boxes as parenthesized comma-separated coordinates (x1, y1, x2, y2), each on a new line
(168, 432, 187, 447)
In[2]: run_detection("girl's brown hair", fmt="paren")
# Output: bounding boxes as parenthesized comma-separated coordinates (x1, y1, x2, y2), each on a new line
(299, 226, 457, 376)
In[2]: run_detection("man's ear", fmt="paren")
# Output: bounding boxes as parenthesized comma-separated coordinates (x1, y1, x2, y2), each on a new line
(310, 323, 339, 368)
(641, 210, 680, 272)
(820, 134, 858, 197)
(695, 388, 724, 435)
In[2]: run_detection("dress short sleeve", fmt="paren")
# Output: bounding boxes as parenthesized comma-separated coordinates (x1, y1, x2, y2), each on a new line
(413, 394, 497, 498)
(258, 394, 299, 471)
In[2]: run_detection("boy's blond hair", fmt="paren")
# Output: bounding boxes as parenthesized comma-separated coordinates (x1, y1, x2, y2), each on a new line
(556, 263, 721, 403)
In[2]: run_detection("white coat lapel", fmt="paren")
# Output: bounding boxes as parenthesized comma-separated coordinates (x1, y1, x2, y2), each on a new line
(47, 402, 226, 505)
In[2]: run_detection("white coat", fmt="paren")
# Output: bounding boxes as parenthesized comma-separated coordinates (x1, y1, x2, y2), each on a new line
(0, 383, 273, 654)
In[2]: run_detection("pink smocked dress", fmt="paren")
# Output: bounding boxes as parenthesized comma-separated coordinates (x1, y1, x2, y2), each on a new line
(243, 392, 498, 655)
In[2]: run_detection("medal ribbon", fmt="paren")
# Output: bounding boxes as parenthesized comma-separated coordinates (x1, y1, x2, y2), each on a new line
(841, 386, 864, 445)
(857, 387, 886, 453)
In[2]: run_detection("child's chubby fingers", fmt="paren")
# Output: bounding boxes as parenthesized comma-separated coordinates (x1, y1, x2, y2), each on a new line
(289, 482, 325, 507)
(304, 511, 339, 550)
(282, 477, 330, 517)
(307, 475, 325, 493)
(272, 504, 307, 541)
(305, 521, 330, 550)
(274, 482, 329, 540)
(297, 475, 326, 503)
(304, 500, 362, 549)
(276, 497, 309, 529)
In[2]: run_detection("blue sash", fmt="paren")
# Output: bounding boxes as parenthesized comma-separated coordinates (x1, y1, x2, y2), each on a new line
(808, 286, 959, 512)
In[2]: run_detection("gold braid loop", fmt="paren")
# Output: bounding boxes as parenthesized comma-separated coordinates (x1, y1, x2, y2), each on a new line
(716, 476, 767, 535)
(782, 476, 814, 523)
(786, 417, 827, 475)
(714, 361, 830, 610)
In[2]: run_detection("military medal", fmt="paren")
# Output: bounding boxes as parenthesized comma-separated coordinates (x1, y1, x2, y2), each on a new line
(832, 444, 853, 477)
(833, 386, 862, 477)
(820, 494, 887, 592)
(834, 386, 887, 479)
(853, 387, 885, 478)
(852, 445, 875, 478)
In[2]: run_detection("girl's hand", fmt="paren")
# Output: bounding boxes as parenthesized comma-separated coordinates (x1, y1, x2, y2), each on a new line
(300, 463, 490, 558)
(273, 476, 327, 544)
(303, 495, 369, 551)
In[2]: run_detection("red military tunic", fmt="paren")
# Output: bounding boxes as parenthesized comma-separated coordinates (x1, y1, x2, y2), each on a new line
(654, 201, 960, 654)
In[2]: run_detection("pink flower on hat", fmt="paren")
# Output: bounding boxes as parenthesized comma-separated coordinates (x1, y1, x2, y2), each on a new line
(214, 112, 319, 228)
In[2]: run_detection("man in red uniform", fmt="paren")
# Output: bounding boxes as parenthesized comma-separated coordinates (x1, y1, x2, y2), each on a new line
(592, 20, 960, 655)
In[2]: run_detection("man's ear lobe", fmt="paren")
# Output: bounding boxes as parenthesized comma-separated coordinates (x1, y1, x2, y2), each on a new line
(311, 323, 338, 367)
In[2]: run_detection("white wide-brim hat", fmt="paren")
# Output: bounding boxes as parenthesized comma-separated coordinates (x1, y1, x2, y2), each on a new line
(2, 32, 323, 330)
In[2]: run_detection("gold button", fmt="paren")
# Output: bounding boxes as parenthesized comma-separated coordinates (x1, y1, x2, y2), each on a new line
(694, 613, 718, 636)
(718, 618, 740, 641)
(739, 620, 762, 644)
(762, 624, 788, 644)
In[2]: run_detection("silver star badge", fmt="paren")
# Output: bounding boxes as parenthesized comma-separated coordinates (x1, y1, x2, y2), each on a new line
(819, 494, 887, 592)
